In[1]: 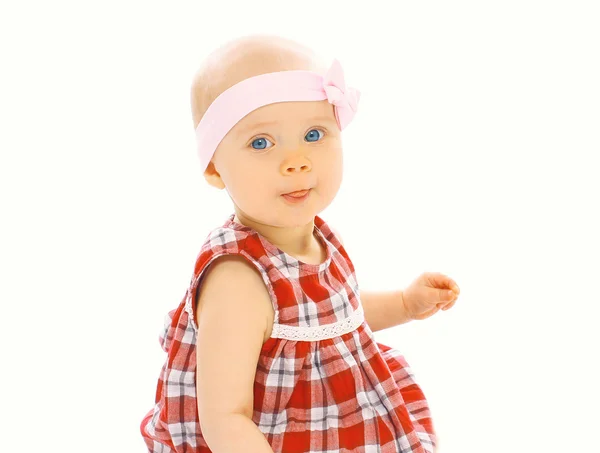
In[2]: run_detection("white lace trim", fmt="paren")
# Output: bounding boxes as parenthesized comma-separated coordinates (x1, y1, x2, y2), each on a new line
(270, 305, 364, 341)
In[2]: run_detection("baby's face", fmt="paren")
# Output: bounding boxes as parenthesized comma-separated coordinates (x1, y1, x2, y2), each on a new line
(209, 99, 343, 227)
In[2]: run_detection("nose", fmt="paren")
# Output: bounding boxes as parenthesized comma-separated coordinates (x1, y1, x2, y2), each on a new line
(280, 155, 312, 175)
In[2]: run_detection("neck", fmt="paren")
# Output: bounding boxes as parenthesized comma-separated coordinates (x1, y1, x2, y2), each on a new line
(233, 211, 317, 256)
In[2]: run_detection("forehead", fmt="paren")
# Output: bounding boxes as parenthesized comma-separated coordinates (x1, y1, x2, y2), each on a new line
(231, 100, 337, 137)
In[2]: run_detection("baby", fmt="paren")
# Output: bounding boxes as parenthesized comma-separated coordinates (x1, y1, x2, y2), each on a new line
(140, 34, 460, 453)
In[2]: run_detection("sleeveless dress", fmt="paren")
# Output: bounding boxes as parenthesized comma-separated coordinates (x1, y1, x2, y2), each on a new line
(140, 213, 437, 453)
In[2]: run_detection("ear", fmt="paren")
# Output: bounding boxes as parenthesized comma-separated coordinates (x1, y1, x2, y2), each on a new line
(203, 161, 226, 190)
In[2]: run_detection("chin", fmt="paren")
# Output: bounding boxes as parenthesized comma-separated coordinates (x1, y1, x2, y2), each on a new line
(265, 209, 317, 228)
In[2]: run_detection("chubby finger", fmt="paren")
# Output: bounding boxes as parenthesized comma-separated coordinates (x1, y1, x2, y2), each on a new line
(431, 288, 453, 303)
(440, 289, 457, 301)
(442, 300, 456, 311)
(426, 272, 459, 293)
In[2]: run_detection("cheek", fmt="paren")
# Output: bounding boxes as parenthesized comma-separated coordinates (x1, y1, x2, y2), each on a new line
(321, 147, 343, 185)
(326, 165, 343, 194)
(226, 165, 271, 203)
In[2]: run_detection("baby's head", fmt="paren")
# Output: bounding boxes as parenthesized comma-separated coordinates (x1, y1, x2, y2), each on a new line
(191, 35, 355, 228)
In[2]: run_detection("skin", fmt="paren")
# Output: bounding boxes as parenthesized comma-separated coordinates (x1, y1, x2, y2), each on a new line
(190, 35, 338, 263)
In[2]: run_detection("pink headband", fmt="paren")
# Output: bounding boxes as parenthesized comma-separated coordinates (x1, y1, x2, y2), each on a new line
(195, 59, 360, 173)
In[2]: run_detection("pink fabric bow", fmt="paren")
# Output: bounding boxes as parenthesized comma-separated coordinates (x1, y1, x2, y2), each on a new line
(323, 59, 361, 130)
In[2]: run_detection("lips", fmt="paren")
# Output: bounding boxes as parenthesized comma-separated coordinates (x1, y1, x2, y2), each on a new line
(284, 189, 310, 197)
(282, 189, 311, 203)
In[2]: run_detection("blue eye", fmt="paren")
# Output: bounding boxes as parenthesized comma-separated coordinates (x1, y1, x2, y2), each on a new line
(305, 129, 324, 142)
(251, 137, 273, 150)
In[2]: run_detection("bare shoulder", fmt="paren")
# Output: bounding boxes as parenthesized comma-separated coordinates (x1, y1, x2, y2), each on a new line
(194, 254, 274, 427)
(195, 254, 275, 346)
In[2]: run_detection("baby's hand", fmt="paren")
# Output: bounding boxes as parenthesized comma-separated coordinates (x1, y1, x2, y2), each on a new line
(402, 272, 460, 321)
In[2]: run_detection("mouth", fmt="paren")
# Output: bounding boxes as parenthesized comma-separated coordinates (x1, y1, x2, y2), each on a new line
(282, 188, 311, 203)
(283, 189, 310, 197)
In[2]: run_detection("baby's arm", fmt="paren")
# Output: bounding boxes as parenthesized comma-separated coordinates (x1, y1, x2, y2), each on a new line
(195, 255, 275, 453)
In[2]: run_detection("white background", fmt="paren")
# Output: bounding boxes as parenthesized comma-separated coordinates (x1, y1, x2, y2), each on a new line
(1, 1, 599, 452)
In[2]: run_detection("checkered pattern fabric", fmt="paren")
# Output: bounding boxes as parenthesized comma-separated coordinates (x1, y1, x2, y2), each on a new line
(140, 214, 437, 452)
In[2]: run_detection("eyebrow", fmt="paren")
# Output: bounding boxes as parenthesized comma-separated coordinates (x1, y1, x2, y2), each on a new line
(235, 116, 337, 138)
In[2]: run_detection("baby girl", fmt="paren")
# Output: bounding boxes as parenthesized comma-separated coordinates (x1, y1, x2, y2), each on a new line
(140, 34, 460, 453)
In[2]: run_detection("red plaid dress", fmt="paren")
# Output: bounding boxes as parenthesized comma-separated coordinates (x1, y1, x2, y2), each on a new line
(140, 214, 437, 453)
